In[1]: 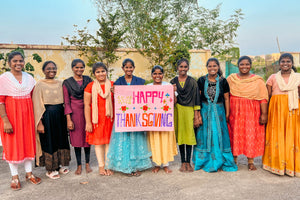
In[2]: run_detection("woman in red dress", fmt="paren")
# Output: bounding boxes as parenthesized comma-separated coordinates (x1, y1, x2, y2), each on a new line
(227, 56, 268, 170)
(0, 51, 41, 190)
(84, 62, 114, 176)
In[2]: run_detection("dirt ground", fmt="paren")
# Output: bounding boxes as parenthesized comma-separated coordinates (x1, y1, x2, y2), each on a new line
(0, 146, 299, 200)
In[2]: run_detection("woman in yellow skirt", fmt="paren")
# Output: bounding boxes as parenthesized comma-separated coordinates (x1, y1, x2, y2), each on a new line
(147, 65, 178, 173)
(263, 53, 300, 177)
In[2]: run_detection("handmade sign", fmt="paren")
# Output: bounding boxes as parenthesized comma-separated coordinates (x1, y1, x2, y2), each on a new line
(114, 85, 174, 132)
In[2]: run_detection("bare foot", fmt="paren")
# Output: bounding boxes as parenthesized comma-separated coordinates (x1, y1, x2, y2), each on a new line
(133, 171, 141, 177)
(152, 166, 160, 173)
(75, 165, 82, 175)
(163, 166, 172, 174)
(186, 163, 194, 172)
(234, 156, 237, 164)
(85, 163, 93, 173)
(248, 163, 257, 171)
(106, 169, 114, 176)
(99, 166, 107, 176)
(179, 163, 186, 172)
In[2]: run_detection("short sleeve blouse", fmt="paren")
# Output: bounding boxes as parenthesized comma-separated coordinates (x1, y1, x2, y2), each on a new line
(266, 74, 289, 95)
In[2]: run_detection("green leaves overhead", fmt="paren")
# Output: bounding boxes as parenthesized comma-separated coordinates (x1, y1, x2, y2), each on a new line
(64, 0, 243, 77)
(63, 13, 126, 76)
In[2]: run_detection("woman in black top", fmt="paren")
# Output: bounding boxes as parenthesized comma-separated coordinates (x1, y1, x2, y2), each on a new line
(192, 58, 237, 172)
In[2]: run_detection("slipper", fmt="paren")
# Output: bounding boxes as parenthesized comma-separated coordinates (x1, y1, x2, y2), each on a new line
(46, 171, 60, 180)
(59, 167, 70, 175)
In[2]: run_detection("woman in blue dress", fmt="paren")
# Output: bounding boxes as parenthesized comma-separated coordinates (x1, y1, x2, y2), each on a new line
(193, 58, 237, 172)
(106, 58, 152, 176)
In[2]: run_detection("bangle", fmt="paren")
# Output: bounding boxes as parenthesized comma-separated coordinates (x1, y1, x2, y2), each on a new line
(1, 114, 7, 118)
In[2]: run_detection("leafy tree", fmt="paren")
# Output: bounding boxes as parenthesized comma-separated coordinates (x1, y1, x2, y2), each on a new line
(94, 0, 243, 66)
(63, 13, 126, 76)
(0, 47, 42, 76)
(167, 45, 191, 76)
(65, 0, 242, 77)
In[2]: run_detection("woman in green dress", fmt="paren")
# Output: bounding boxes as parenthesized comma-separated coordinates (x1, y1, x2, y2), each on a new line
(170, 58, 201, 172)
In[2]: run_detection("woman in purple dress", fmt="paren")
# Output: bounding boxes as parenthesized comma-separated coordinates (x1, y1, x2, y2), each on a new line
(63, 59, 92, 175)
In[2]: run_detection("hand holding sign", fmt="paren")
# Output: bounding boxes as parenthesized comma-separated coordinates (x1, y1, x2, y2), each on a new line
(114, 85, 174, 132)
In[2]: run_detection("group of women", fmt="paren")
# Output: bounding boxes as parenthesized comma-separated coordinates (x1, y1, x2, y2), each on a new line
(0, 51, 299, 191)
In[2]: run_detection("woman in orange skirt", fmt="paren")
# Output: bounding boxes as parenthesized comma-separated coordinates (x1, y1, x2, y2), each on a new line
(0, 51, 41, 190)
(84, 62, 114, 176)
(262, 53, 300, 177)
(227, 56, 268, 170)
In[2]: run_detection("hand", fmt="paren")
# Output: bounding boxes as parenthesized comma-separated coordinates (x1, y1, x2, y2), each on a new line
(37, 121, 45, 134)
(259, 113, 268, 125)
(226, 114, 229, 122)
(3, 117, 13, 133)
(110, 86, 115, 94)
(173, 84, 177, 92)
(85, 122, 93, 133)
(198, 116, 203, 126)
(67, 119, 74, 130)
(194, 118, 200, 128)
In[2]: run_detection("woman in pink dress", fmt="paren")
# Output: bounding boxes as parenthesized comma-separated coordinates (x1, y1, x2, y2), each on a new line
(63, 59, 92, 175)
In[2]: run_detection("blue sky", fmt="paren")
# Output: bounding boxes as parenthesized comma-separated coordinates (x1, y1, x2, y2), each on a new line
(1, 0, 299, 55)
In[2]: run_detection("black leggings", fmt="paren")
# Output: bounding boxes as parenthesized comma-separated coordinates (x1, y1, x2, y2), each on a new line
(74, 147, 91, 166)
(179, 145, 192, 163)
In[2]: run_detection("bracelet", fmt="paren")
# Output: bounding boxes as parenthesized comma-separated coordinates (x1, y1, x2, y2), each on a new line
(1, 114, 7, 118)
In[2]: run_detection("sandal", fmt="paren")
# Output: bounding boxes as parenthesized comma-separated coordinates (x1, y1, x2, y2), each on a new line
(59, 167, 70, 175)
(11, 178, 21, 191)
(26, 174, 42, 185)
(248, 163, 257, 171)
(46, 171, 60, 180)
